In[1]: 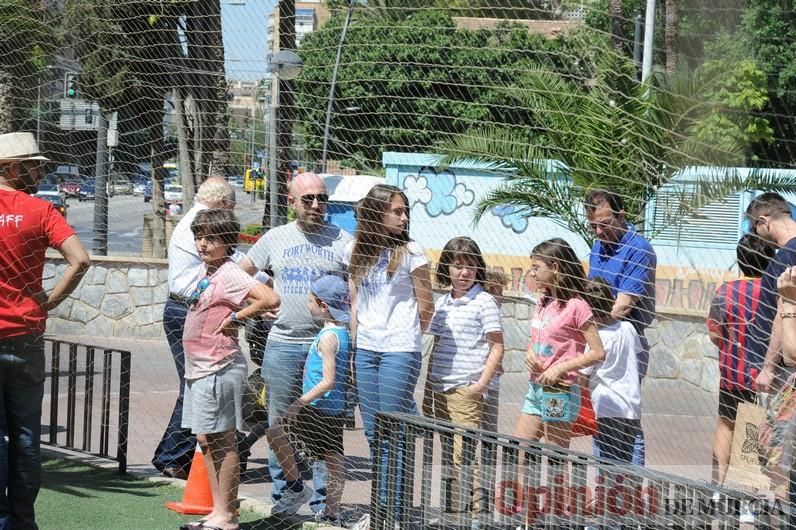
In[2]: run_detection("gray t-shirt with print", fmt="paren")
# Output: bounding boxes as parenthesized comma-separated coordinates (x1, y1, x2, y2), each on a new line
(246, 221, 352, 343)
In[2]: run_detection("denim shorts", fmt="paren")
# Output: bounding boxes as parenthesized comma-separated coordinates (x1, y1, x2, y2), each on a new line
(521, 382, 581, 423)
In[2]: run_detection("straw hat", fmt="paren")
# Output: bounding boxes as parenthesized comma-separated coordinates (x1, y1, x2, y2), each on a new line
(0, 132, 50, 163)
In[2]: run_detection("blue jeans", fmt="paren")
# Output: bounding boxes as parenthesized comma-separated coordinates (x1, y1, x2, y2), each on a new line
(0, 334, 45, 530)
(595, 418, 641, 463)
(262, 339, 327, 513)
(152, 300, 196, 473)
(355, 348, 421, 519)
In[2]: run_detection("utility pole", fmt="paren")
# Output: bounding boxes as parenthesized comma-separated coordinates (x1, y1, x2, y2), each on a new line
(321, 0, 357, 173)
(263, 0, 296, 230)
(642, 0, 656, 83)
(93, 111, 108, 255)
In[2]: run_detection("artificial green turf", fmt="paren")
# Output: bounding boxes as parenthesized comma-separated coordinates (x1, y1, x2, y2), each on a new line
(37, 458, 284, 530)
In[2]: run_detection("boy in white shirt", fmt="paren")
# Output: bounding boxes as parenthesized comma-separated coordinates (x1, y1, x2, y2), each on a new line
(581, 278, 642, 463)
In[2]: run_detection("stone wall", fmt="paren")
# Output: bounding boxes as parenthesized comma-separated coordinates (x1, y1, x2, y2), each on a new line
(44, 255, 720, 392)
(44, 254, 168, 339)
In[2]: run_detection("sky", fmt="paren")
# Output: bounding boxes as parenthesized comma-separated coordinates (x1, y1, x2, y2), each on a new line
(222, 0, 277, 81)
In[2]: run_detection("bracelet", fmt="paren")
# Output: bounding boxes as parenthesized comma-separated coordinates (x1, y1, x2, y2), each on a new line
(230, 312, 241, 323)
(781, 312, 796, 319)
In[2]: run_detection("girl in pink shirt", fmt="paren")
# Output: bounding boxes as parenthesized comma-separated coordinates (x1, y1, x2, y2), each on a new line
(514, 238, 605, 449)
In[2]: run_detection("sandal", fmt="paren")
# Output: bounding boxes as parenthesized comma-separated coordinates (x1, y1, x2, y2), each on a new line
(179, 519, 207, 530)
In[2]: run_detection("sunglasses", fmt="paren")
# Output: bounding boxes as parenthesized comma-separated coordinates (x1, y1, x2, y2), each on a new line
(188, 277, 211, 308)
(299, 193, 328, 206)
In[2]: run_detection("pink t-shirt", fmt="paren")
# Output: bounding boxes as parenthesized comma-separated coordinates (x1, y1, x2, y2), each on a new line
(183, 260, 257, 380)
(529, 296, 593, 386)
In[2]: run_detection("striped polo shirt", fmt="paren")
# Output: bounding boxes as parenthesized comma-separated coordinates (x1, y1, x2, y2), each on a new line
(707, 277, 763, 392)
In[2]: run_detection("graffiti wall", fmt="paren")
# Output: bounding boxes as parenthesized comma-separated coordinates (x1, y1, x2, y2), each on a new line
(383, 152, 740, 315)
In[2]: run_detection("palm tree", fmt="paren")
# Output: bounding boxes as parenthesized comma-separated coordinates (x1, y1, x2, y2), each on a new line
(665, 0, 678, 72)
(609, 0, 624, 52)
(440, 48, 796, 246)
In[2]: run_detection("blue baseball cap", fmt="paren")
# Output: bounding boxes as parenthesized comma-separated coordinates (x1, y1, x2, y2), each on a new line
(310, 274, 350, 323)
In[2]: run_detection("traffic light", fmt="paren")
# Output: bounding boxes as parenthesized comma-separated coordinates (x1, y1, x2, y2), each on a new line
(64, 73, 77, 99)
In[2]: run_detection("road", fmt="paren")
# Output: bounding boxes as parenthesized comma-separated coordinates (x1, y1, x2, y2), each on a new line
(65, 189, 266, 255)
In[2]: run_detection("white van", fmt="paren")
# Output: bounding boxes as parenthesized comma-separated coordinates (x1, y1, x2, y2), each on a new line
(321, 174, 385, 234)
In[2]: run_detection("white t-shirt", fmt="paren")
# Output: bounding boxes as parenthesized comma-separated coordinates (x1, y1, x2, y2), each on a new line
(581, 320, 641, 420)
(344, 240, 428, 352)
(167, 203, 207, 297)
(428, 284, 502, 392)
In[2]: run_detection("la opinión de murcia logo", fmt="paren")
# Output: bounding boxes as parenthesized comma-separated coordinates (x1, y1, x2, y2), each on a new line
(436, 473, 787, 524)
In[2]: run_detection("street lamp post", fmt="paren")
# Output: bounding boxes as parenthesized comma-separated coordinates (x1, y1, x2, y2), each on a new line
(321, 0, 358, 174)
(264, 49, 303, 230)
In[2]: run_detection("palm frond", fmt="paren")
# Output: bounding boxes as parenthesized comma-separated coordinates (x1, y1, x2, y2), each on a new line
(438, 127, 550, 175)
(474, 174, 592, 245)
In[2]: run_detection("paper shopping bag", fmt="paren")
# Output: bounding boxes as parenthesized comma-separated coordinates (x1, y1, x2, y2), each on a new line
(724, 400, 770, 491)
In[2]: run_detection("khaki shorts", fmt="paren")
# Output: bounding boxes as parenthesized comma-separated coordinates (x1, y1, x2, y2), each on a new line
(182, 361, 246, 435)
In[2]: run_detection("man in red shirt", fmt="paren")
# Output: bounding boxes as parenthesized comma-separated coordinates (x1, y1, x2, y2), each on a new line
(0, 132, 89, 530)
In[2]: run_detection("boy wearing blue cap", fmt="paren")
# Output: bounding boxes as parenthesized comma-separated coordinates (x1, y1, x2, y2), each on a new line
(265, 274, 351, 524)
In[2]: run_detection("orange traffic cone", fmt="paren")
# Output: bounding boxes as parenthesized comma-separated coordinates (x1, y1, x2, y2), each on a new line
(166, 446, 214, 515)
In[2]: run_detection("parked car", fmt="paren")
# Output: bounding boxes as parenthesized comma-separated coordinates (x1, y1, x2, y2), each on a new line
(132, 180, 147, 196)
(36, 183, 66, 203)
(107, 174, 133, 195)
(144, 180, 152, 203)
(60, 179, 81, 198)
(164, 183, 183, 205)
(35, 194, 68, 219)
(78, 179, 96, 201)
(228, 175, 244, 188)
(322, 174, 386, 234)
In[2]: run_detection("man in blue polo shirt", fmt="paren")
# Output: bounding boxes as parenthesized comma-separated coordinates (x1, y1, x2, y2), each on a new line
(744, 192, 796, 392)
(585, 189, 657, 466)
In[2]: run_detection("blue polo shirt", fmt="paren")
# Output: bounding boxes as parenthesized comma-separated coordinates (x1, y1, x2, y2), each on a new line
(745, 237, 796, 369)
(588, 224, 657, 376)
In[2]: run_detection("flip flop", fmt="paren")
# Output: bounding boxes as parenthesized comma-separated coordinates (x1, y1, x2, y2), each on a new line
(179, 519, 207, 530)
(197, 524, 239, 530)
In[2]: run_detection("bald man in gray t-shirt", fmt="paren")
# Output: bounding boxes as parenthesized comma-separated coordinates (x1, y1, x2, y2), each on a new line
(240, 172, 351, 513)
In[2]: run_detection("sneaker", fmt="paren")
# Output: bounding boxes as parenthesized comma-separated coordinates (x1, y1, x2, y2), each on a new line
(349, 513, 370, 530)
(314, 508, 343, 527)
(270, 484, 312, 516)
(739, 500, 756, 524)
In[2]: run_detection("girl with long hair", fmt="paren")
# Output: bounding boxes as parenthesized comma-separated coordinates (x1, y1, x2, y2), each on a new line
(515, 238, 605, 449)
(346, 184, 434, 522)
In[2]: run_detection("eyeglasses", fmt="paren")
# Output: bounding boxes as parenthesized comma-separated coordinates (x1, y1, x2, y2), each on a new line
(188, 277, 211, 308)
(588, 216, 616, 231)
(299, 193, 328, 206)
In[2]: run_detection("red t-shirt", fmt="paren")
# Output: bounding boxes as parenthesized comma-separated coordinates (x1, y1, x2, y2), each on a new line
(0, 189, 76, 337)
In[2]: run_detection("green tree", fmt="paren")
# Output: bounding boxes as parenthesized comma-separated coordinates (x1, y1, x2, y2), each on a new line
(741, 0, 796, 166)
(328, 0, 557, 19)
(440, 49, 796, 246)
(64, 0, 184, 256)
(296, 9, 594, 169)
(0, 0, 53, 133)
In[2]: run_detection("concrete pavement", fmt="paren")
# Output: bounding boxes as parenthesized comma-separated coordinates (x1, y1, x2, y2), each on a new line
(43, 333, 725, 524)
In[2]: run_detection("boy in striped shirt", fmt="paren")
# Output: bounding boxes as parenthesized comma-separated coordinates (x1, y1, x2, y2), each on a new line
(707, 233, 774, 485)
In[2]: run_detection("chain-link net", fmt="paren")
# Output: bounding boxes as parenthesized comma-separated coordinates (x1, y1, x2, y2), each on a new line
(1, 0, 795, 528)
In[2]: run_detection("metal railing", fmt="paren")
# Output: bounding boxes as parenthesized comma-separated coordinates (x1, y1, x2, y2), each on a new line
(43, 339, 131, 473)
(372, 412, 789, 529)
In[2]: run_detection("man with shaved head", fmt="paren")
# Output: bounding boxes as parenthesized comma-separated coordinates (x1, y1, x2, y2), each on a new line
(240, 172, 352, 516)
